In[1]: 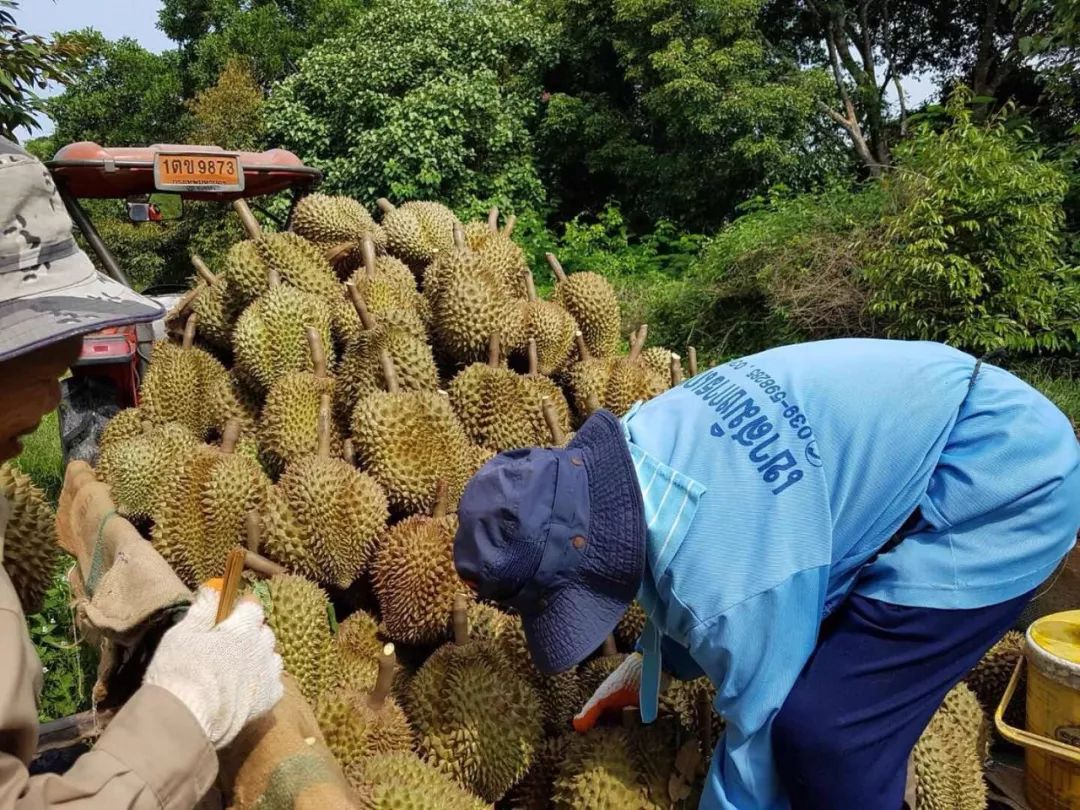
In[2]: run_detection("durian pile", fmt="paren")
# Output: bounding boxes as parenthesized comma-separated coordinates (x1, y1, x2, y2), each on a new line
(91, 193, 704, 808)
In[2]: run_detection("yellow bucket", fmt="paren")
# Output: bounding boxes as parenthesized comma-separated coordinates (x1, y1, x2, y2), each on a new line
(996, 610, 1080, 809)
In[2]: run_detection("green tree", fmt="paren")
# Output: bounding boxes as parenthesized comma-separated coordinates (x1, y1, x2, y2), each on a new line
(264, 0, 557, 209)
(187, 57, 265, 150)
(47, 32, 188, 146)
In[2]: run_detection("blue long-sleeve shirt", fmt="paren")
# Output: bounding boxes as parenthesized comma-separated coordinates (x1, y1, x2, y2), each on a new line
(621, 338, 1080, 809)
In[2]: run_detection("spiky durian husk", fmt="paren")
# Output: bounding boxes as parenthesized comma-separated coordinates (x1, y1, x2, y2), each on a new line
(232, 285, 334, 394)
(256, 232, 341, 301)
(405, 639, 543, 802)
(603, 359, 667, 417)
(466, 602, 515, 643)
(98, 422, 199, 520)
(912, 683, 988, 810)
(507, 734, 571, 810)
(262, 456, 388, 589)
(191, 278, 240, 351)
(371, 513, 466, 646)
(614, 602, 647, 652)
(316, 687, 413, 771)
(552, 273, 621, 359)
(640, 346, 678, 386)
(264, 574, 340, 704)
(350, 753, 489, 810)
(552, 727, 662, 810)
(522, 375, 573, 446)
(334, 325, 439, 423)
(476, 233, 529, 300)
(337, 611, 383, 661)
(964, 630, 1025, 730)
(0, 463, 58, 614)
(205, 370, 260, 437)
(259, 372, 340, 472)
(499, 616, 583, 736)
(383, 201, 458, 269)
(292, 194, 387, 259)
(519, 300, 578, 375)
(563, 357, 615, 423)
(99, 408, 145, 451)
(139, 340, 230, 438)
(449, 364, 542, 453)
(338, 257, 425, 342)
(222, 240, 269, 305)
(579, 654, 627, 698)
(349, 390, 473, 515)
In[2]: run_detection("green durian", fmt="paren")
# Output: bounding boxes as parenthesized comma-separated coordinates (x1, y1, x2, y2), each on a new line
(547, 253, 621, 359)
(98, 420, 199, 521)
(349, 753, 489, 810)
(264, 574, 341, 704)
(911, 683, 988, 810)
(378, 199, 458, 271)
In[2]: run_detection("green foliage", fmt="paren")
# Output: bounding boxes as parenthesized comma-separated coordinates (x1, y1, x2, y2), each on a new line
(0, 1, 87, 139)
(187, 57, 265, 150)
(864, 90, 1080, 353)
(13, 410, 62, 502)
(1011, 357, 1080, 434)
(47, 32, 188, 147)
(264, 0, 557, 209)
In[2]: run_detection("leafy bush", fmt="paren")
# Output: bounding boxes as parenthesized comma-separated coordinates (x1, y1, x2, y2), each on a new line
(187, 57, 266, 151)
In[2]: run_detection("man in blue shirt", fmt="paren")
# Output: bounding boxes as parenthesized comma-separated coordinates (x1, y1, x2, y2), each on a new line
(454, 338, 1080, 809)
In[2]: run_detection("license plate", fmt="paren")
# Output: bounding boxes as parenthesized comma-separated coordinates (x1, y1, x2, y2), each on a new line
(153, 153, 245, 193)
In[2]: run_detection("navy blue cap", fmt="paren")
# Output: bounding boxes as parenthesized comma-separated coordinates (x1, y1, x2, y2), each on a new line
(454, 410, 646, 675)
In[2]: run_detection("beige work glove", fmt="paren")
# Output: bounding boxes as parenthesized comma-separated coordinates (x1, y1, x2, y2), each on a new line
(145, 586, 284, 749)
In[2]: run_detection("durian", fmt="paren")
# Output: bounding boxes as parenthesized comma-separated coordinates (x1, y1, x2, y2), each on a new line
(507, 734, 571, 810)
(334, 610, 383, 693)
(264, 573, 340, 703)
(614, 602, 647, 652)
(98, 420, 199, 521)
(464, 209, 528, 299)
(405, 595, 544, 802)
(338, 238, 426, 342)
(292, 193, 388, 272)
(964, 630, 1025, 730)
(498, 613, 583, 736)
(97, 407, 145, 453)
(911, 683, 988, 810)
(378, 199, 458, 271)
(552, 726, 663, 810)
(602, 325, 667, 416)
(349, 753, 489, 810)
(563, 332, 615, 423)
(547, 253, 621, 359)
(0, 462, 58, 613)
(316, 644, 413, 775)
(262, 395, 388, 588)
(189, 255, 239, 352)
(516, 268, 577, 374)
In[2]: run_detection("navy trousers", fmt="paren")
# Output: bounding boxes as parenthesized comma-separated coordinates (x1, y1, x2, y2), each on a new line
(771, 590, 1032, 810)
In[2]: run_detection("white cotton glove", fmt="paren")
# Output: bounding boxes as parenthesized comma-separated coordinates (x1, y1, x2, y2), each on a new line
(573, 652, 643, 733)
(145, 586, 284, 749)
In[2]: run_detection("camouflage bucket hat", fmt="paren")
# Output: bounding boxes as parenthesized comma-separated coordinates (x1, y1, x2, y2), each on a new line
(0, 138, 163, 363)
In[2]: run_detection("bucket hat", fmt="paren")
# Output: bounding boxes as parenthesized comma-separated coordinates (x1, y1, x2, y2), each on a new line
(0, 138, 163, 362)
(454, 410, 646, 675)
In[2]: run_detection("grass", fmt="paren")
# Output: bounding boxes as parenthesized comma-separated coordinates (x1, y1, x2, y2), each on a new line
(13, 410, 63, 503)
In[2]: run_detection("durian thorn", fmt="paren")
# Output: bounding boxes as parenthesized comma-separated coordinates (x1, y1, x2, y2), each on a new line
(670, 353, 684, 386)
(487, 332, 502, 368)
(574, 330, 592, 363)
(502, 214, 517, 237)
(305, 326, 327, 379)
(545, 252, 569, 284)
(452, 593, 470, 646)
(266, 266, 281, 288)
(345, 282, 377, 331)
(244, 550, 285, 579)
(182, 314, 197, 349)
(232, 199, 262, 240)
(622, 706, 641, 729)
(368, 644, 397, 710)
(602, 634, 618, 657)
(342, 438, 355, 466)
(191, 255, 216, 286)
(453, 223, 466, 250)
(220, 419, 241, 453)
(585, 391, 602, 414)
(542, 397, 564, 446)
(527, 338, 539, 377)
(432, 480, 450, 519)
(523, 268, 538, 302)
(628, 325, 647, 362)
(688, 346, 698, 377)
(376, 198, 395, 215)
(361, 235, 378, 281)
(378, 350, 400, 393)
(487, 207, 499, 232)
(317, 394, 332, 459)
(245, 510, 262, 552)
(324, 242, 354, 267)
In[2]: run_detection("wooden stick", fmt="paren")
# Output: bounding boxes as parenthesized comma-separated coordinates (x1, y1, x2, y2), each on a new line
(602, 635, 617, 657)
(488, 332, 502, 368)
(585, 391, 602, 414)
(305, 326, 327, 379)
(267, 266, 281, 287)
(244, 550, 285, 578)
(487, 207, 499, 232)
(453, 223, 466, 250)
(191, 255, 215, 286)
(182, 314, 197, 349)
(215, 547, 248, 625)
(220, 419, 241, 453)
(542, 397, 564, 446)
(452, 593, 470, 646)
(245, 511, 261, 553)
(376, 198, 395, 215)
(317, 394, 332, 459)
(574, 330, 592, 363)
(432, 479, 449, 519)
(346, 282, 377, 331)
(342, 439, 355, 466)
(368, 644, 397, 710)
(361, 236, 378, 281)
(379, 350, 400, 393)
(232, 200, 262, 240)
(670, 353, 683, 386)
(503, 214, 516, 237)
(688, 346, 698, 377)
(545, 252, 569, 284)
(523, 269, 538, 302)
(527, 338, 539, 376)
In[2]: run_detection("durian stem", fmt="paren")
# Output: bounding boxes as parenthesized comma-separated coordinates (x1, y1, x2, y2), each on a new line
(432, 480, 449, 519)
(696, 689, 713, 760)
(182, 314, 197, 349)
(191, 255, 216, 286)
(220, 419, 241, 453)
(232, 199, 262, 240)
(317, 394, 332, 459)
(585, 391, 602, 414)
(545, 252, 569, 284)
(367, 644, 397, 710)
(628, 325, 647, 362)
(574, 330, 592, 363)
(602, 635, 617, 657)
(324, 242, 354, 267)
(343, 439, 355, 466)
(523, 269, 538, 303)
(376, 198, 395, 214)
(345, 282, 377, 331)
(267, 266, 281, 288)
(379, 350, 400, 393)
(670, 353, 683, 386)
(502, 214, 516, 237)
(542, 397, 564, 445)
(245, 550, 286, 578)
(245, 510, 261, 552)
(452, 593, 470, 646)
(361, 236, 377, 281)
(487, 207, 499, 233)
(527, 338, 539, 376)
(688, 346, 698, 377)
(453, 224, 466, 250)
(487, 332, 502, 368)
(305, 326, 327, 379)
